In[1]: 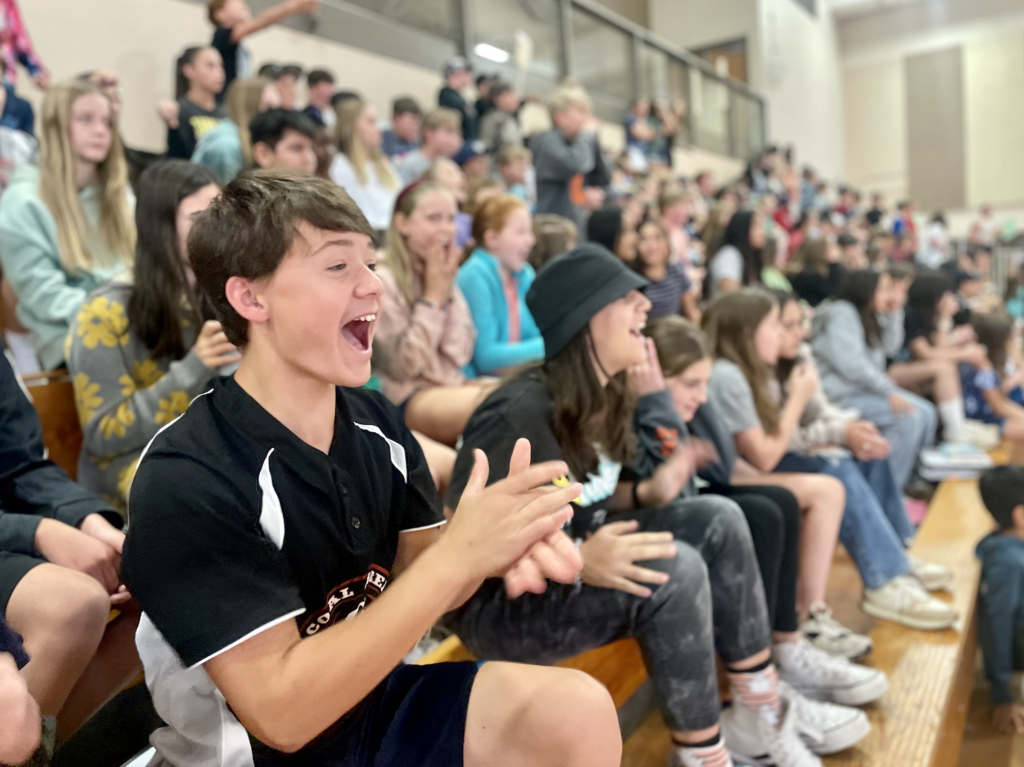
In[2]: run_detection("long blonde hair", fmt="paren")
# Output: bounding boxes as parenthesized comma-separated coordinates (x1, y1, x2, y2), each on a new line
(384, 182, 452, 306)
(335, 98, 397, 190)
(225, 77, 272, 167)
(38, 80, 135, 275)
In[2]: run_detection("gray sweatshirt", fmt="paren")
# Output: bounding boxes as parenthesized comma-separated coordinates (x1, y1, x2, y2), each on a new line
(529, 128, 597, 231)
(811, 299, 898, 402)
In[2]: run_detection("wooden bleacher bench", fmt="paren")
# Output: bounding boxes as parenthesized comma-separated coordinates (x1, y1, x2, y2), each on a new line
(22, 369, 83, 480)
(419, 465, 1000, 767)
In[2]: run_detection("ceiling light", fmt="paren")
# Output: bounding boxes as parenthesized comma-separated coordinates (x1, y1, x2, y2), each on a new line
(474, 43, 510, 63)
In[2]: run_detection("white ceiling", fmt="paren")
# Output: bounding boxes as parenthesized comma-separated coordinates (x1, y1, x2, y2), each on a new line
(827, 0, 933, 20)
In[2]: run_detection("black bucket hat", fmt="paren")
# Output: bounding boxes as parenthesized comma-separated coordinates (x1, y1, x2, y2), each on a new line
(527, 244, 649, 361)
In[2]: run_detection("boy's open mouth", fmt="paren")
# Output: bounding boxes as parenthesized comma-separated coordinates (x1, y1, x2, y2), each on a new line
(341, 314, 375, 352)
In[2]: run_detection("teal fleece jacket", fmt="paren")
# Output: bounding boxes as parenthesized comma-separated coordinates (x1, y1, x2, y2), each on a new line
(191, 119, 244, 184)
(456, 247, 544, 375)
(0, 166, 131, 370)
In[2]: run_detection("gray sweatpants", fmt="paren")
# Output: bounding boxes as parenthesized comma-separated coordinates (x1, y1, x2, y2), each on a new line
(450, 495, 771, 732)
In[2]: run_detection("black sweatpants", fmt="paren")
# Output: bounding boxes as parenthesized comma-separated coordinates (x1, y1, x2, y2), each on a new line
(703, 484, 801, 634)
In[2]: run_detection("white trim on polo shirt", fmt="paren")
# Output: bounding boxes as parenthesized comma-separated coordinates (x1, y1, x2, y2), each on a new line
(188, 608, 307, 670)
(399, 519, 447, 534)
(353, 422, 407, 481)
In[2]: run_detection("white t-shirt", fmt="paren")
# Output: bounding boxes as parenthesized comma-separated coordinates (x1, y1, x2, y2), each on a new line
(709, 245, 744, 296)
(328, 153, 399, 231)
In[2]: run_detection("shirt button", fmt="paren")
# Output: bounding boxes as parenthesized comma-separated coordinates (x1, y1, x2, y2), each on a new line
(352, 517, 361, 529)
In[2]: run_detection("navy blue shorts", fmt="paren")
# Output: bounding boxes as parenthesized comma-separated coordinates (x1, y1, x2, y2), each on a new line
(252, 661, 479, 766)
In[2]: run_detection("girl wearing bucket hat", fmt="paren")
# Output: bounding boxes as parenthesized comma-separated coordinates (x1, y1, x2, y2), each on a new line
(443, 245, 855, 767)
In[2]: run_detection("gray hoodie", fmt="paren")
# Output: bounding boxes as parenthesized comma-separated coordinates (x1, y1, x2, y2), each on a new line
(529, 128, 597, 231)
(811, 299, 897, 402)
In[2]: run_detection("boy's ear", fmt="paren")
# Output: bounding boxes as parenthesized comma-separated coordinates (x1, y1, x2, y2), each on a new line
(1011, 504, 1024, 531)
(225, 276, 269, 327)
(252, 141, 272, 169)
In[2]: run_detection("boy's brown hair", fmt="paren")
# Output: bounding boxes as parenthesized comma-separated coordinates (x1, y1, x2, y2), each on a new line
(496, 144, 532, 168)
(421, 107, 462, 134)
(207, 0, 231, 25)
(189, 170, 374, 346)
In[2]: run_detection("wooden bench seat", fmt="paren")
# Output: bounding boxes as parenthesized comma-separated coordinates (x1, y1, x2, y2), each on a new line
(418, 634, 649, 711)
(420, 470, 996, 766)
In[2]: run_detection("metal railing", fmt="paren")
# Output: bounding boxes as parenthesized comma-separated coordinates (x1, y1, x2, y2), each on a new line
(242, 0, 767, 162)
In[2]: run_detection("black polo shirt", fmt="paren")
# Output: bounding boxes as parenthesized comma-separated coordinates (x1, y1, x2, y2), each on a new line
(122, 376, 443, 765)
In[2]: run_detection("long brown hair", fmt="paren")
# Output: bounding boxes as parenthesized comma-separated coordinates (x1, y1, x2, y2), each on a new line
(38, 80, 135, 276)
(510, 327, 636, 483)
(973, 311, 1014, 381)
(224, 77, 272, 168)
(335, 97, 397, 189)
(645, 315, 710, 377)
(787, 237, 829, 277)
(544, 328, 636, 481)
(383, 182, 454, 307)
(702, 288, 780, 434)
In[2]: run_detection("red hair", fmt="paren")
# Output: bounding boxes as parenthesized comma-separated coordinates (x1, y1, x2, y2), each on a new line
(472, 194, 528, 248)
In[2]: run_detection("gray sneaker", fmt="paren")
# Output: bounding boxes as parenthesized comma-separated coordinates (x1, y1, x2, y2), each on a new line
(799, 602, 872, 661)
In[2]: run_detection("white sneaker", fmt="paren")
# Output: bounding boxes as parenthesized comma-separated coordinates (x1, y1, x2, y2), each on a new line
(909, 555, 954, 592)
(799, 602, 873, 661)
(720, 691, 823, 766)
(780, 681, 871, 755)
(669, 742, 734, 766)
(949, 420, 1001, 450)
(862, 574, 958, 630)
(775, 639, 888, 706)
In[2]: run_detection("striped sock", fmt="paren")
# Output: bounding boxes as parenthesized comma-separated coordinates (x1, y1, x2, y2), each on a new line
(674, 740, 732, 767)
(727, 663, 782, 727)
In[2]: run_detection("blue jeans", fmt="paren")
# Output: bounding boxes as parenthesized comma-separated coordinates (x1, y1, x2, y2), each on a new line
(834, 388, 937, 490)
(775, 453, 911, 590)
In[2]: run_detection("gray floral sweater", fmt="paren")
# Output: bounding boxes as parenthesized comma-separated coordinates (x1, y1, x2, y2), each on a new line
(65, 279, 222, 511)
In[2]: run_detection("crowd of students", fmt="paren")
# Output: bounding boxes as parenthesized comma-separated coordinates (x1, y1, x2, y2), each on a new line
(1, 0, 1024, 765)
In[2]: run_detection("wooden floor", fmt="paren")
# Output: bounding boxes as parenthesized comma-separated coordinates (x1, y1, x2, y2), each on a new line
(623, 477, 998, 767)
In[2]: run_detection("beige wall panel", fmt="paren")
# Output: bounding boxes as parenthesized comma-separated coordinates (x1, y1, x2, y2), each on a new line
(842, 59, 907, 204)
(963, 32, 1024, 207)
(904, 46, 965, 211)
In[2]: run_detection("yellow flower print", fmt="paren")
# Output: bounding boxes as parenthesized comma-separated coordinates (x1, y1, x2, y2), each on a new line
(118, 373, 136, 397)
(73, 373, 103, 425)
(155, 391, 190, 425)
(116, 458, 140, 502)
(99, 401, 135, 439)
(63, 331, 73, 362)
(119, 359, 164, 397)
(75, 297, 128, 349)
(133, 359, 164, 388)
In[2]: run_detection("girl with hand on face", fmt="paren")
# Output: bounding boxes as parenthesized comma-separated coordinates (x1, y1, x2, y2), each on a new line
(66, 160, 236, 509)
(456, 195, 544, 376)
(634, 218, 700, 324)
(373, 181, 493, 447)
(330, 97, 400, 235)
(446, 246, 868, 767)
(812, 270, 940, 491)
(0, 80, 135, 371)
(704, 289, 958, 633)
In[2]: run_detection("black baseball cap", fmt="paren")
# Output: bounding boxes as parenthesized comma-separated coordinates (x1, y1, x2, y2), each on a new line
(527, 245, 649, 361)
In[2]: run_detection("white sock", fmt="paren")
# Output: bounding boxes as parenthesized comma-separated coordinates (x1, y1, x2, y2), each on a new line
(938, 398, 965, 440)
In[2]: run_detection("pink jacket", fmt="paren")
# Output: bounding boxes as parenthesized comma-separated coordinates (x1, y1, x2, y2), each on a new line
(372, 263, 476, 405)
